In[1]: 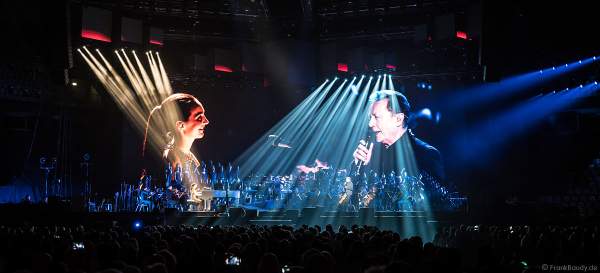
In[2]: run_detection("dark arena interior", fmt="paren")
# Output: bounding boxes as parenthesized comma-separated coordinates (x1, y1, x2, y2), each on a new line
(1, 1, 600, 272)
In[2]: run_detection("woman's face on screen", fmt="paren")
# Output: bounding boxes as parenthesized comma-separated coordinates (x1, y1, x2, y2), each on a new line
(179, 104, 209, 140)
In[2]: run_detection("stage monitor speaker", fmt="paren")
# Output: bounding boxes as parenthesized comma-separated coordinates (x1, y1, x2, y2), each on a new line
(229, 207, 246, 220)
(285, 209, 299, 219)
(47, 197, 70, 211)
(245, 209, 258, 218)
(359, 207, 374, 218)
(164, 208, 179, 216)
(300, 207, 323, 225)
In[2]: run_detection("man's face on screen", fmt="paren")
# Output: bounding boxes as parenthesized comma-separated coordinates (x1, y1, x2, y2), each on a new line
(369, 99, 403, 144)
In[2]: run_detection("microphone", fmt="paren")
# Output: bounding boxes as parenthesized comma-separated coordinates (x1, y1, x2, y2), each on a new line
(353, 135, 371, 176)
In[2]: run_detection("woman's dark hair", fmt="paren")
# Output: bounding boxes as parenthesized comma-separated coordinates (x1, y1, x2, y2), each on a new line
(142, 93, 202, 157)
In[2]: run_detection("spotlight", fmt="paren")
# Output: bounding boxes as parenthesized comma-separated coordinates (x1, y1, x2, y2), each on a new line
(427, 84, 432, 90)
(132, 220, 143, 230)
(579, 60, 582, 64)
(594, 56, 597, 60)
(539, 70, 543, 74)
(552, 67, 555, 70)
(595, 81, 598, 85)
(579, 84, 583, 88)
(565, 64, 568, 67)
(566, 88, 569, 90)
(420, 108, 432, 117)
(71, 82, 78, 87)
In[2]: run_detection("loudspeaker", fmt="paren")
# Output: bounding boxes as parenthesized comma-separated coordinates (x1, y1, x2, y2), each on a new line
(121, 17, 142, 43)
(229, 207, 246, 218)
(285, 209, 299, 219)
(359, 207, 374, 217)
(81, 6, 112, 42)
(300, 207, 323, 225)
(245, 209, 258, 218)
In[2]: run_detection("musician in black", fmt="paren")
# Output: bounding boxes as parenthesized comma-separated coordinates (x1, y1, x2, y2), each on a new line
(352, 90, 445, 210)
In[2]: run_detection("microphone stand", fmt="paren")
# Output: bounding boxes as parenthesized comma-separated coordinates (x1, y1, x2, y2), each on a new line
(225, 173, 230, 216)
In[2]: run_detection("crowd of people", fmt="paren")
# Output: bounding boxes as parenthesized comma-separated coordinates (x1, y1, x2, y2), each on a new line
(1, 223, 599, 273)
(539, 156, 600, 218)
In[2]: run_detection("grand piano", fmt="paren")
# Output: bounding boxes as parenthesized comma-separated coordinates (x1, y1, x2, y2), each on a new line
(188, 189, 241, 211)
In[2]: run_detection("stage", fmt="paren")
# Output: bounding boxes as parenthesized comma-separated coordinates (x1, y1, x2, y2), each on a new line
(0, 202, 468, 232)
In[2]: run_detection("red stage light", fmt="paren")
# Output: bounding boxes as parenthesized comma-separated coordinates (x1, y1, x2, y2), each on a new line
(456, 31, 468, 40)
(81, 29, 111, 42)
(337, 63, 348, 72)
(214, 65, 233, 73)
(385, 64, 396, 69)
(149, 39, 164, 46)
